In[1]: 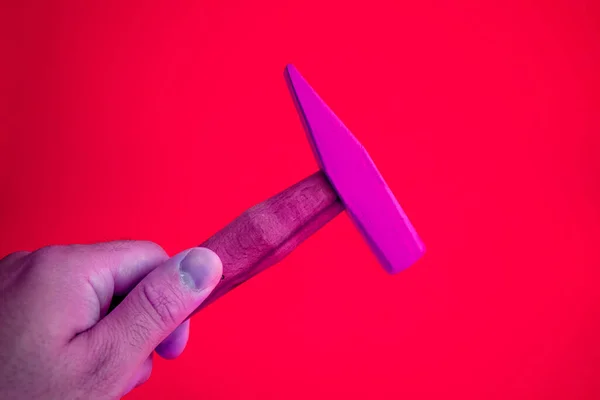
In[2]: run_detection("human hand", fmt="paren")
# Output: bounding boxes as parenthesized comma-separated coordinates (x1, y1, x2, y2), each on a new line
(0, 241, 223, 400)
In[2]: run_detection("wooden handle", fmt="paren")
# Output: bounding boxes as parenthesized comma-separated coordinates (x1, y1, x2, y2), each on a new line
(191, 171, 343, 315)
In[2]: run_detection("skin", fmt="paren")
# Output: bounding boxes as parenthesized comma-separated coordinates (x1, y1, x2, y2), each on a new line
(0, 172, 343, 399)
(0, 242, 223, 399)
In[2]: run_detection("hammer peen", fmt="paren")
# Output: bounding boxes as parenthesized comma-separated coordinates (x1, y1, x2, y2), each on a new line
(193, 65, 425, 314)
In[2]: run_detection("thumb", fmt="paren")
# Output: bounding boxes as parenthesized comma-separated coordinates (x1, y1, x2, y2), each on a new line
(85, 247, 222, 371)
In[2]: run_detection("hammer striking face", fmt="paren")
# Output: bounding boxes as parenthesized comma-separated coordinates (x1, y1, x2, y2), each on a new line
(193, 65, 424, 315)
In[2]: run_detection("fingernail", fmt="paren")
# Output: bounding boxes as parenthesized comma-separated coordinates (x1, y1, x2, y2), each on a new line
(179, 248, 222, 290)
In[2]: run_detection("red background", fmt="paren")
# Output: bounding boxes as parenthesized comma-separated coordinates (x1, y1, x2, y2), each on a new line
(2, 1, 599, 399)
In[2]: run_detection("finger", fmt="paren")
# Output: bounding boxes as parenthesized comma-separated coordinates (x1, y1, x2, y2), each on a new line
(77, 240, 169, 297)
(21, 241, 169, 337)
(155, 319, 190, 360)
(21, 241, 167, 311)
(122, 354, 153, 397)
(84, 247, 222, 372)
(82, 241, 169, 321)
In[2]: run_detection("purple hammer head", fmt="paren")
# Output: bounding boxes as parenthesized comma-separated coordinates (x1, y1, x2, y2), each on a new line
(285, 64, 425, 274)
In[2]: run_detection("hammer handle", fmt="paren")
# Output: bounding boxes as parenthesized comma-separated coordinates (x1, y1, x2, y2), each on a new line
(191, 171, 343, 315)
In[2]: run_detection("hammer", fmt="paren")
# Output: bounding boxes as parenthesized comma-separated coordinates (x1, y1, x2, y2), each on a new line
(194, 65, 425, 313)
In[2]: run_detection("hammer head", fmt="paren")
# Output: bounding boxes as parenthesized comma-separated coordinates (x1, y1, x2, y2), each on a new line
(285, 64, 425, 274)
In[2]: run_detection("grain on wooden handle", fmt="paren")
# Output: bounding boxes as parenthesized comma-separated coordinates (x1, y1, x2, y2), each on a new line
(191, 171, 343, 315)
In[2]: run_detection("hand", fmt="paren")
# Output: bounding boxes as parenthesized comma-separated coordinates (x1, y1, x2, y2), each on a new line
(0, 241, 223, 399)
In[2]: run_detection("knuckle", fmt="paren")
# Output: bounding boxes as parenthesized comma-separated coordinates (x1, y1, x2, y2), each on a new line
(1, 250, 30, 263)
(25, 246, 74, 275)
(0, 252, 31, 281)
(92, 240, 136, 255)
(96, 240, 134, 253)
(138, 240, 169, 261)
(29, 245, 68, 262)
(138, 281, 185, 332)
